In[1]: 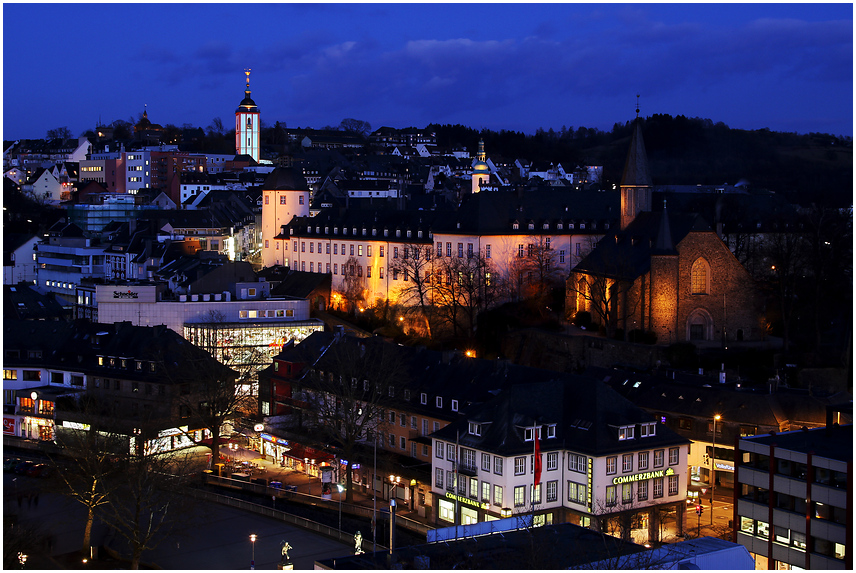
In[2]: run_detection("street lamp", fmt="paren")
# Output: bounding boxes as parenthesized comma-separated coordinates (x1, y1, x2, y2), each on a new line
(249, 534, 257, 569)
(337, 483, 344, 538)
(711, 414, 720, 525)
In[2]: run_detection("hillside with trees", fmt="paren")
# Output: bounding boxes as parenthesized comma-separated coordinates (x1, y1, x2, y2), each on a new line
(428, 115, 853, 208)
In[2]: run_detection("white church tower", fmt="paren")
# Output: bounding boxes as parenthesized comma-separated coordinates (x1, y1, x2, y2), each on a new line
(235, 69, 260, 162)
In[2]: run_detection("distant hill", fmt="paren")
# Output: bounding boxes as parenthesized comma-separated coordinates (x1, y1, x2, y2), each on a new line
(429, 115, 853, 208)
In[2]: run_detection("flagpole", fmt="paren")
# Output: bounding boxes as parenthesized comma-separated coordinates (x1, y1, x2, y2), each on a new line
(531, 426, 536, 522)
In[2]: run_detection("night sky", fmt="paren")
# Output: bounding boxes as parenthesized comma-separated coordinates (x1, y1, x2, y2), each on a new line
(3, 3, 852, 141)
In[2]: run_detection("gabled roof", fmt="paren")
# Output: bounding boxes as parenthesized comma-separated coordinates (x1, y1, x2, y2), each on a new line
(573, 211, 710, 281)
(432, 375, 688, 457)
(4, 283, 66, 320)
(269, 269, 331, 299)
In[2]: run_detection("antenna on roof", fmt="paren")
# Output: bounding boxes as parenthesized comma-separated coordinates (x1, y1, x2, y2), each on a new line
(636, 94, 640, 119)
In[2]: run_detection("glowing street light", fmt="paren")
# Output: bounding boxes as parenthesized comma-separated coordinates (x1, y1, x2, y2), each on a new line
(249, 533, 257, 569)
(711, 414, 721, 525)
(337, 483, 345, 537)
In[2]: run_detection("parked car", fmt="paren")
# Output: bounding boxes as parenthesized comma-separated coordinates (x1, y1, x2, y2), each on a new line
(13, 460, 36, 474)
(26, 463, 52, 478)
(3, 457, 22, 471)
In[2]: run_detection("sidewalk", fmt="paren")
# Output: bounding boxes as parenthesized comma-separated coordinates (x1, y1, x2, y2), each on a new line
(212, 444, 433, 527)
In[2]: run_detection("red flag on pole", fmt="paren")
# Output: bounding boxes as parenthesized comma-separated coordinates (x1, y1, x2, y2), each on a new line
(533, 431, 542, 486)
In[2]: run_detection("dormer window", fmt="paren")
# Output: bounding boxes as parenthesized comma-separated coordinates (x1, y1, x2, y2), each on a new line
(528, 222, 535, 230)
(384, 229, 389, 237)
(640, 422, 656, 437)
(546, 424, 556, 438)
(580, 223, 586, 229)
(543, 223, 549, 230)
(406, 230, 412, 238)
(436, 396, 443, 408)
(372, 228, 377, 236)
(513, 222, 519, 230)
(418, 230, 423, 238)
(334, 227, 338, 235)
(557, 223, 563, 229)
(618, 425, 635, 440)
(468, 422, 482, 436)
(420, 392, 427, 404)
(524, 427, 542, 441)
(325, 227, 329, 234)
(451, 399, 458, 412)
(315, 227, 320, 233)
(396, 229, 401, 237)
(352, 228, 357, 235)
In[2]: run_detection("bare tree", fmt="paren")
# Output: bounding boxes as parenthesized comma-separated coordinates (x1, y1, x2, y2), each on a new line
(297, 334, 409, 503)
(164, 343, 241, 469)
(340, 255, 366, 314)
(432, 250, 498, 338)
(207, 117, 225, 136)
(96, 445, 195, 569)
(48, 394, 129, 554)
(46, 126, 73, 140)
(339, 118, 372, 138)
(518, 238, 564, 303)
(760, 224, 810, 353)
(388, 243, 437, 337)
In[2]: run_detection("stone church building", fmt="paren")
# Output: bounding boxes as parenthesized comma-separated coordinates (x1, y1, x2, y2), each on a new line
(566, 120, 765, 345)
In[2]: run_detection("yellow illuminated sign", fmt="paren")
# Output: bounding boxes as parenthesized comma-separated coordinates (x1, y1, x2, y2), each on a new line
(612, 467, 675, 485)
(445, 491, 488, 510)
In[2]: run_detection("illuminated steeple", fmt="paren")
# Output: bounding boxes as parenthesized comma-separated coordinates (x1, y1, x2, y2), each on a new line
(235, 69, 260, 162)
(471, 139, 490, 193)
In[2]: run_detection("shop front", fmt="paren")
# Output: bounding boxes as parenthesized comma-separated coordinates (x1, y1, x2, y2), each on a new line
(260, 432, 292, 464)
(435, 491, 491, 526)
(21, 416, 54, 441)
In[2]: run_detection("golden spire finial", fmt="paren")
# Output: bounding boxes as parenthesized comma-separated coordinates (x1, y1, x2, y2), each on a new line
(244, 68, 251, 89)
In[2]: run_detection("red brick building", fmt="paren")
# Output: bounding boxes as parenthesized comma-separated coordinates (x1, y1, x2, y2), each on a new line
(566, 121, 765, 345)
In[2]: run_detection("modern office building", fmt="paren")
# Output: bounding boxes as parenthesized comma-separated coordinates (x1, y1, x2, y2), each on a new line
(733, 413, 852, 569)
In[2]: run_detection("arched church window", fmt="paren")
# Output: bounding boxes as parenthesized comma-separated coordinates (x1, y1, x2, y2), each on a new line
(691, 258, 710, 294)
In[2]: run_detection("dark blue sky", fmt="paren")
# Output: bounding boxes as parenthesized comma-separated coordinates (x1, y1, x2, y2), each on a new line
(3, 3, 852, 140)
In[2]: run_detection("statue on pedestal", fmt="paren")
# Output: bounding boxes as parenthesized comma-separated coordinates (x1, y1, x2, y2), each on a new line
(354, 531, 363, 555)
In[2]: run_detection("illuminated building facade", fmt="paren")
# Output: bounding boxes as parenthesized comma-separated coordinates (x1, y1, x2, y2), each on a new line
(734, 421, 852, 570)
(94, 284, 324, 373)
(567, 120, 764, 344)
(430, 378, 690, 543)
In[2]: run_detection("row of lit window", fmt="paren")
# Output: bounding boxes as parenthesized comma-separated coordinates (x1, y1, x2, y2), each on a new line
(238, 309, 295, 319)
(511, 221, 603, 231)
(606, 448, 680, 474)
(45, 280, 74, 290)
(605, 475, 677, 505)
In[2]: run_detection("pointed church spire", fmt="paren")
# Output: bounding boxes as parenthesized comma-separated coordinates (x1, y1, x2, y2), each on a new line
(621, 115, 651, 187)
(652, 198, 676, 254)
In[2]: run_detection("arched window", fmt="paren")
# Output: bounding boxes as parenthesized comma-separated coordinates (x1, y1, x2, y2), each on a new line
(576, 279, 588, 313)
(691, 258, 710, 294)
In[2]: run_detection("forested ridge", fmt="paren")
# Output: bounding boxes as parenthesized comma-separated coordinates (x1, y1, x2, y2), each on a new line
(427, 115, 853, 208)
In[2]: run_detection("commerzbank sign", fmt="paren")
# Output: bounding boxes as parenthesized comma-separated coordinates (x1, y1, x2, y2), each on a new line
(612, 467, 675, 485)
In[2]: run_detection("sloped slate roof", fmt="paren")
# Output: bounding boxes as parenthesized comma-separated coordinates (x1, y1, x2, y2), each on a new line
(453, 189, 619, 234)
(262, 167, 309, 191)
(574, 211, 710, 281)
(433, 375, 688, 457)
(269, 269, 331, 298)
(620, 120, 652, 187)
